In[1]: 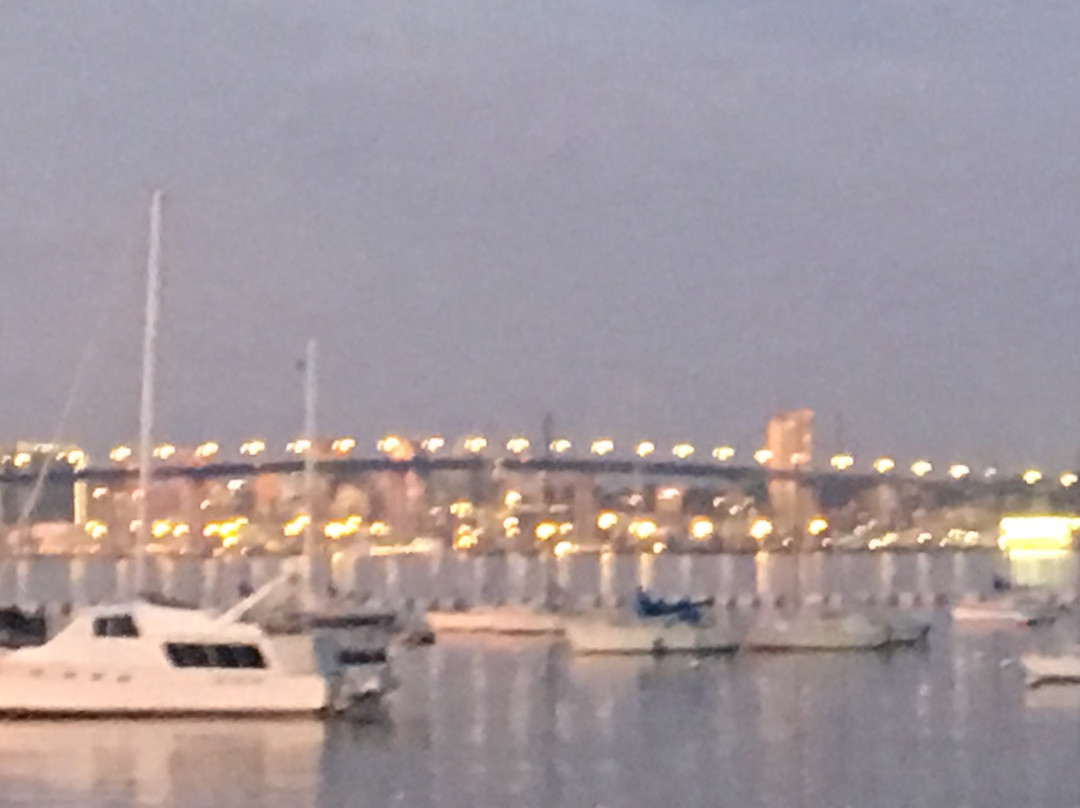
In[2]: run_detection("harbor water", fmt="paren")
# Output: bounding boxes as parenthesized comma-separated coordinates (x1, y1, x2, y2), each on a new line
(2, 618, 1080, 807)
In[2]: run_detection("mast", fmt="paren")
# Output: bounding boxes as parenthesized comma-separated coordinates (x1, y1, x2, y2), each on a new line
(301, 338, 327, 603)
(136, 190, 164, 578)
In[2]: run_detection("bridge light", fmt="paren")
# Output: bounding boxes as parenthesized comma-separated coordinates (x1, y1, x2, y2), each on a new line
(807, 516, 829, 536)
(286, 439, 311, 455)
(753, 448, 773, 466)
(332, 437, 357, 454)
(590, 438, 614, 456)
(153, 443, 176, 460)
(873, 456, 895, 474)
(503, 490, 522, 508)
(549, 438, 572, 454)
(948, 464, 970, 479)
(1061, 472, 1078, 488)
(421, 435, 445, 453)
(830, 453, 854, 471)
(506, 436, 530, 454)
(377, 434, 404, 455)
(240, 439, 266, 456)
(635, 441, 655, 457)
(628, 518, 657, 540)
(712, 445, 735, 461)
(672, 442, 694, 460)
(195, 441, 219, 459)
(462, 435, 488, 453)
(910, 459, 932, 477)
(109, 444, 133, 463)
(1022, 468, 1043, 485)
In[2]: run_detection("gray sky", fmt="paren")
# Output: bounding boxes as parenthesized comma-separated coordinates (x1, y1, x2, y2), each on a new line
(1, 0, 1079, 469)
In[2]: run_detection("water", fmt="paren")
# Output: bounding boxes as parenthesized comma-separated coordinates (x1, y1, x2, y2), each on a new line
(3, 619, 1080, 807)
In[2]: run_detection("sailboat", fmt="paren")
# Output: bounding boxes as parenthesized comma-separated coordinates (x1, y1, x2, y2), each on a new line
(0, 192, 391, 716)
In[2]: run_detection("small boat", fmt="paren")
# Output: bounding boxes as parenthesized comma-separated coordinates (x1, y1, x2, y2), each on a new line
(952, 592, 1060, 627)
(880, 610, 933, 646)
(562, 590, 739, 655)
(425, 604, 564, 636)
(744, 611, 890, 652)
(0, 593, 392, 718)
(1022, 647, 1080, 687)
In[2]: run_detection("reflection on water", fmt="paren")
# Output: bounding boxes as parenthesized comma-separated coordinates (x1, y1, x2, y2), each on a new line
(2, 621, 1080, 807)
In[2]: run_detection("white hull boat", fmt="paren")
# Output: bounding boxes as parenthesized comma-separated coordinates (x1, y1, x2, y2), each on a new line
(1022, 648, 1080, 687)
(952, 592, 1060, 627)
(744, 612, 890, 651)
(426, 605, 563, 636)
(0, 597, 392, 718)
(563, 612, 739, 655)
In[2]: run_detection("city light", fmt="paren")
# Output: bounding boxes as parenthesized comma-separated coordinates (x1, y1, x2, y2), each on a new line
(753, 448, 773, 465)
(651, 541, 667, 554)
(332, 437, 357, 454)
(590, 438, 614, 456)
(377, 434, 403, 455)
(635, 441, 655, 458)
(449, 500, 475, 518)
(596, 511, 618, 530)
(152, 520, 173, 539)
(749, 517, 774, 541)
(227, 478, 246, 493)
(1023, 468, 1043, 485)
(948, 464, 970, 480)
(671, 442, 695, 460)
(506, 436, 530, 454)
(92, 486, 108, 500)
(109, 445, 133, 463)
(240, 439, 266, 456)
(657, 486, 681, 501)
(549, 438, 572, 454)
(286, 439, 311, 455)
(84, 520, 107, 540)
(535, 521, 558, 541)
(689, 517, 714, 541)
(998, 515, 1074, 552)
(454, 526, 479, 550)
(369, 521, 390, 537)
(1061, 472, 1079, 488)
(873, 456, 895, 474)
(807, 516, 829, 536)
(13, 452, 33, 469)
(553, 540, 576, 558)
(984, 466, 998, 479)
(910, 460, 932, 477)
(503, 516, 520, 537)
(283, 514, 311, 537)
(153, 443, 176, 460)
(830, 453, 854, 471)
(462, 435, 488, 453)
(421, 435, 445, 453)
(712, 445, 735, 462)
(65, 449, 86, 466)
(628, 518, 658, 540)
(503, 490, 522, 508)
(194, 441, 219, 459)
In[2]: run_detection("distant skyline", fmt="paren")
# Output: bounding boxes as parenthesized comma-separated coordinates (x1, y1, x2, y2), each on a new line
(1, 1, 1079, 467)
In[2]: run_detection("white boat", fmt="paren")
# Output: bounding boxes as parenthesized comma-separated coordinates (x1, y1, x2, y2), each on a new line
(0, 595, 389, 717)
(563, 610, 739, 655)
(952, 591, 1060, 627)
(426, 604, 564, 636)
(1022, 647, 1080, 687)
(744, 611, 890, 651)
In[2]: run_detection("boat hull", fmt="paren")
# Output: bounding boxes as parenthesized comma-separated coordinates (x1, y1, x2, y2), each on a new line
(1022, 652, 1080, 687)
(426, 606, 563, 635)
(744, 613, 890, 651)
(563, 616, 739, 655)
(952, 595, 1060, 628)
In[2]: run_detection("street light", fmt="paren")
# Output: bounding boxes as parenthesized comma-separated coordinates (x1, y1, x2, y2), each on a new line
(753, 448, 773, 466)
(749, 518, 774, 541)
(948, 464, 970, 479)
(807, 516, 828, 536)
(421, 435, 445, 453)
(597, 511, 618, 530)
(689, 517, 714, 541)
(109, 445, 133, 463)
(377, 434, 403, 454)
(331, 437, 357, 454)
(240, 439, 266, 456)
(549, 438, 572, 454)
(712, 445, 735, 462)
(195, 441, 219, 459)
(1061, 472, 1078, 488)
(462, 435, 488, 453)
(153, 443, 176, 460)
(1023, 468, 1043, 485)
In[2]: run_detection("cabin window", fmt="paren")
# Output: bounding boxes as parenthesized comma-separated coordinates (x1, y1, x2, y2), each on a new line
(92, 615, 140, 638)
(338, 648, 388, 666)
(163, 643, 267, 670)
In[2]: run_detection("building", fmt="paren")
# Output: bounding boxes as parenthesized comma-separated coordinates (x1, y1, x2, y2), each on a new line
(763, 411, 819, 543)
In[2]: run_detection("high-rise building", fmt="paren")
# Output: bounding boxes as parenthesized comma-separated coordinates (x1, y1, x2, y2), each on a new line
(764, 409, 813, 470)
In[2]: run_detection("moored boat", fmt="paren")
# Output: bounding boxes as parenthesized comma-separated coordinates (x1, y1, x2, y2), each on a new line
(426, 604, 563, 636)
(1022, 648, 1080, 687)
(744, 611, 890, 652)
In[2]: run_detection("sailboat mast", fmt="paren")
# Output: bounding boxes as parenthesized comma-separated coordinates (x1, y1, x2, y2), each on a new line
(136, 190, 164, 560)
(302, 338, 319, 575)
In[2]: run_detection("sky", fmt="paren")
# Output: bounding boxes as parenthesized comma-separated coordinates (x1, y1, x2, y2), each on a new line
(1, 0, 1079, 469)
